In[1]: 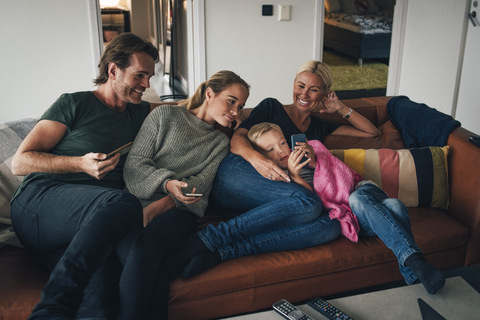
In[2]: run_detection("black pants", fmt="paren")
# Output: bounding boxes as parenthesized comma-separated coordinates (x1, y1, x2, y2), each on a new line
(117, 208, 197, 320)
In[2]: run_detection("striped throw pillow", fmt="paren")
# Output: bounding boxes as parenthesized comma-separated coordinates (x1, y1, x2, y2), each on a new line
(330, 147, 449, 210)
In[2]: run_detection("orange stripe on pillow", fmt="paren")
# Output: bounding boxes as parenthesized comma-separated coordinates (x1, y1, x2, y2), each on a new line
(378, 149, 400, 198)
(397, 149, 419, 207)
(344, 149, 366, 177)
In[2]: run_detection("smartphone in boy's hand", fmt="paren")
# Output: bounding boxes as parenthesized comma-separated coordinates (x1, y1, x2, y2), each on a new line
(291, 133, 308, 163)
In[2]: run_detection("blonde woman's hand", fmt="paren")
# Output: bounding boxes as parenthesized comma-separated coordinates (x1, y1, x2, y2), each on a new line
(250, 154, 291, 182)
(320, 90, 345, 114)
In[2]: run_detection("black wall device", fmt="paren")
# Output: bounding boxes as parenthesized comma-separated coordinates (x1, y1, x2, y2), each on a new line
(262, 5, 273, 16)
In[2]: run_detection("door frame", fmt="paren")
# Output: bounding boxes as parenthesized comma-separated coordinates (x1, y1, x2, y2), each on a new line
(89, 0, 103, 80)
(187, 0, 206, 96)
(451, 0, 473, 119)
(387, 0, 408, 96)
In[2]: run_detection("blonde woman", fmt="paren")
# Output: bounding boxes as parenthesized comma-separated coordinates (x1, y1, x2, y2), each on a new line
(117, 70, 249, 320)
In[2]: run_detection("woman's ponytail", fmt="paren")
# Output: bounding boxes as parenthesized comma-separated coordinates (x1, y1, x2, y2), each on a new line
(184, 82, 207, 110)
(181, 71, 250, 110)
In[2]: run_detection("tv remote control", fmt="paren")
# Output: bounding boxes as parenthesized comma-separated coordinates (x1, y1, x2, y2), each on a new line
(272, 299, 314, 320)
(307, 297, 354, 320)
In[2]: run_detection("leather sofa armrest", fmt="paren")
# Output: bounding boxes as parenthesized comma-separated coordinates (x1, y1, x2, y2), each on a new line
(446, 126, 480, 265)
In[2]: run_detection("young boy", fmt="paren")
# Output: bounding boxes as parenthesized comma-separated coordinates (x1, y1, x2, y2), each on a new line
(247, 122, 314, 191)
(247, 122, 446, 295)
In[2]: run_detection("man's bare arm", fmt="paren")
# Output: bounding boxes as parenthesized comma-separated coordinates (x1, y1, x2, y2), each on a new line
(11, 120, 119, 180)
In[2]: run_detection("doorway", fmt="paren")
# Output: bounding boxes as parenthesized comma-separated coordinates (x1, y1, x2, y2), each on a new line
(142, 0, 189, 101)
(322, 0, 395, 100)
(98, 0, 187, 102)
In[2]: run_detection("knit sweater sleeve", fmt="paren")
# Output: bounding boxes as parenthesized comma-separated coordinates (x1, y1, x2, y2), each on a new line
(180, 145, 229, 216)
(124, 108, 176, 201)
(124, 106, 230, 217)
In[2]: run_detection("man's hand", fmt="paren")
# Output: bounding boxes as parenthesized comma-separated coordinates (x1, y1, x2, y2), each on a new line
(166, 180, 203, 205)
(81, 152, 120, 180)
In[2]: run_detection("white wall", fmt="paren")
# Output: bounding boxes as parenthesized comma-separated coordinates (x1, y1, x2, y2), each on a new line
(204, 0, 321, 109)
(0, 0, 99, 123)
(397, 0, 467, 115)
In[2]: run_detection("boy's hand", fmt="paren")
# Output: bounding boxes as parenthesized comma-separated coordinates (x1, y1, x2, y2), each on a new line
(287, 149, 313, 191)
(293, 139, 316, 168)
(288, 149, 310, 177)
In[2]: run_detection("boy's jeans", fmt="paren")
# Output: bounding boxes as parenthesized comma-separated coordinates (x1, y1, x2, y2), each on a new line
(349, 182, 421, 284)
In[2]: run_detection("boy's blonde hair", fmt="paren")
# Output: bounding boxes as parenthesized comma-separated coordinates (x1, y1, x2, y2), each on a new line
(247, 122, 283, 151)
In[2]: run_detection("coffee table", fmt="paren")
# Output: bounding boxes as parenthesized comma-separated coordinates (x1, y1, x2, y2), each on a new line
(220, 275, 480, 319)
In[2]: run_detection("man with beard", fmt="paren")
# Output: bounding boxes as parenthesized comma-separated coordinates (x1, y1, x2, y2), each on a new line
(10, 33, 164, 320)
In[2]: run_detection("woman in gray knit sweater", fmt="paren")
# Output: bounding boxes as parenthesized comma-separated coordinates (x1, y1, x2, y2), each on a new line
(117, 70, 249, 320)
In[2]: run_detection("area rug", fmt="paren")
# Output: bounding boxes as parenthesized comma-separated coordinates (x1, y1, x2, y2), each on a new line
(323, 49, 388, 92)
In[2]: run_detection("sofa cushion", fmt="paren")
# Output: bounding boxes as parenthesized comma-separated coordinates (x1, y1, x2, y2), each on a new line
(330, 146, 449, 209)
(0, 118, 37, 248)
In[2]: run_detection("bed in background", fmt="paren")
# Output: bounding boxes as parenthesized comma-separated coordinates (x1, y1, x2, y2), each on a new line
(324, 0, 395, 66)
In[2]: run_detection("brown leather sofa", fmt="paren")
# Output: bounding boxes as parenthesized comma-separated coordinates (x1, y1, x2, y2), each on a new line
(1, 96, 479, 320)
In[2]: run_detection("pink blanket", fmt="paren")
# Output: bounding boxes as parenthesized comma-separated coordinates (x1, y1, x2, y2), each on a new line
(310, 140, 362, 242)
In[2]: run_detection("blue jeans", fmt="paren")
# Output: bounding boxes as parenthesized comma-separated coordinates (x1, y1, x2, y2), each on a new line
(117, 208, 197, 320)
(206, 153, 340, 261)
(10, 178, 143, 320)
(349, 183, 421, 285)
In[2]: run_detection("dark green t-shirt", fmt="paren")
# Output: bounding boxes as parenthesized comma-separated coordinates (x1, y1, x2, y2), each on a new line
(12, 91, 150, 199)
